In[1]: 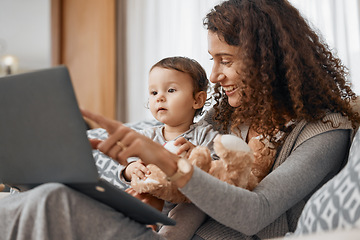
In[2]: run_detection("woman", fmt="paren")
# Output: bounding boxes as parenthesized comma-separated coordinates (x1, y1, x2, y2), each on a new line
(1, 0, 359, 239)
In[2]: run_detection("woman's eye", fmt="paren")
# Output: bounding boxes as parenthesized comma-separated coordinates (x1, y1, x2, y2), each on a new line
(168, 88, 176, 93)
(210, 57, 230, 66)
(220, 60, 231, 65)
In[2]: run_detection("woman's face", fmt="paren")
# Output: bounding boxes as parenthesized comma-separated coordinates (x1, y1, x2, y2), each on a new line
(208, 31, 244, 108)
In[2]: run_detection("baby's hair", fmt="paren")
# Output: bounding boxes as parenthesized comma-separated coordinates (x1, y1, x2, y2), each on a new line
(150, 56, 208, 116)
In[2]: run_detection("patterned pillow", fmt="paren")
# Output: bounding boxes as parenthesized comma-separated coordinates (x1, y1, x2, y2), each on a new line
(87, 119, 163, 190)
(292, 130, 360, 236)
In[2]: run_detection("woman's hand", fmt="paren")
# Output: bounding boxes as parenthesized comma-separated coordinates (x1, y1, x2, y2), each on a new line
(125, 188, 164, 211)
(125, 188, 164, 231)
(88, 138, 103, 149)
(81, 109, 182, 178)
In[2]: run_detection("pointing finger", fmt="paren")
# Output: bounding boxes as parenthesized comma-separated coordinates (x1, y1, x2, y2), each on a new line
(81, 108, 122, 134)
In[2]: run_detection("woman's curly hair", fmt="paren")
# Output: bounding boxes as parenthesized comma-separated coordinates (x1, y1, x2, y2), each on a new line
(204, 0, 359, 145)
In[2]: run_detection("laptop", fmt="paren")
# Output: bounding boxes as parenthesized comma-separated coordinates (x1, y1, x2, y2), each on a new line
(0, 66, 175, 226)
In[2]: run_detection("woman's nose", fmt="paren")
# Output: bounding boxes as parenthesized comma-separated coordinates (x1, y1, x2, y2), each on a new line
(210, 71, 225, 84)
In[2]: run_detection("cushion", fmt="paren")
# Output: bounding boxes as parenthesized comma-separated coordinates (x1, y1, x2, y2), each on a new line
(292, 130, 360, 236)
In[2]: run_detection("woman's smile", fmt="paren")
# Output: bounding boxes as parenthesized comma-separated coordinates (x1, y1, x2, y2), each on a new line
(222, 85, 238, 96)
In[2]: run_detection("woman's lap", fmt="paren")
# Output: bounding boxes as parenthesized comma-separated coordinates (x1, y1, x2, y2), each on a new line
(0, 183, 163, 240)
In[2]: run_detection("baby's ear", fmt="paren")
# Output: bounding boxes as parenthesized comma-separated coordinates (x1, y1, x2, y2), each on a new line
(193, 91, 207, 109)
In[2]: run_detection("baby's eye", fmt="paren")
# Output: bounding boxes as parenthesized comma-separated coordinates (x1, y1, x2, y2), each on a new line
(150, 91, 157, 95)
(168, 88, 176, 93)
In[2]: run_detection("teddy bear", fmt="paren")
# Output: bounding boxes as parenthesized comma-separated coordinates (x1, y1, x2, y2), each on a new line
(130, 134, 276, 203)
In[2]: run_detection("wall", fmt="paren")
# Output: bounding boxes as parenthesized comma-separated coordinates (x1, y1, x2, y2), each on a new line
(0, 0, 51, 75)
(0, 0, 116, 121)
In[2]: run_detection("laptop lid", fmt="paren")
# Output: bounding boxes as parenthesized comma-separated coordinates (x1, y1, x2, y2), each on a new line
(0, 66, 98, 186)
(0, 66, 175, 225)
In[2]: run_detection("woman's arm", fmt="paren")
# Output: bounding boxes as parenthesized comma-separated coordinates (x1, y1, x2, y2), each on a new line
(179, 130, 350, 235)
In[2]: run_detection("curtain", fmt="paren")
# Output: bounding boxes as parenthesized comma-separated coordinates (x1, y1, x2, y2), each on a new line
(289, 0, 360, 96)
(119, 0, 220, 122)
(118, 0, 360, 122)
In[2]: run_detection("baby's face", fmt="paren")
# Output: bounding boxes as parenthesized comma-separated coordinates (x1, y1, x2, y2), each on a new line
(148, 67, 197, 127)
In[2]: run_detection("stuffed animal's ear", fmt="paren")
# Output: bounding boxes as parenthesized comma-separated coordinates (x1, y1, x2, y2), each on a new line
(219, 134, 251, 152)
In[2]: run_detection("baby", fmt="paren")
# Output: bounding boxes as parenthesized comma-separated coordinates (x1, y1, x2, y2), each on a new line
(120, 56, 219, 237)
(122, 56, 218, 183)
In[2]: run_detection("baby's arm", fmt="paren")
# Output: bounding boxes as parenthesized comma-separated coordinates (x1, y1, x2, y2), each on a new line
(123, 160, 150, 181)
(158, 203, 207, 240)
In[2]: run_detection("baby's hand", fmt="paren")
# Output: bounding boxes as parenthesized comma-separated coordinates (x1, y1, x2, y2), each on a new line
(173, 137, 196, 158)
(124, 160, 150, 181)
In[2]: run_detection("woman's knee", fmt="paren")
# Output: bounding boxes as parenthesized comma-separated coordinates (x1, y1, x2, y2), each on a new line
(31, 182, 68, 193)
(26, 182, 72, 204)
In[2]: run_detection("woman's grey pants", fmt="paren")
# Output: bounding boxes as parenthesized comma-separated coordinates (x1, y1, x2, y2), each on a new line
(0, 183, 163, 240)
